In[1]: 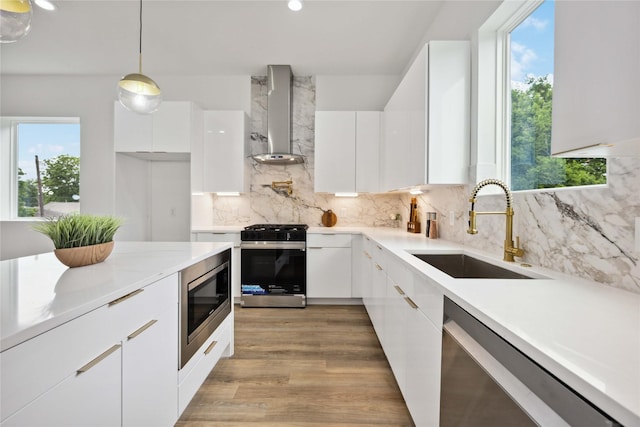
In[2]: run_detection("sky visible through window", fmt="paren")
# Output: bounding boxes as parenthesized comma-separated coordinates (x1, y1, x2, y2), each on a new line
(18, 122, 80, 181)
(510, 0, 554, 88)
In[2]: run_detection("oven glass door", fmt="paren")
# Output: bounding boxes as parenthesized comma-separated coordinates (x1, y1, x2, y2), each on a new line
(188, 261, 229, 338)
(241, 243, 306, 295)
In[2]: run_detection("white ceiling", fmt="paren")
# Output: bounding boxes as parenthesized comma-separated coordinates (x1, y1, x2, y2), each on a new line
(0, 0, 498, 77)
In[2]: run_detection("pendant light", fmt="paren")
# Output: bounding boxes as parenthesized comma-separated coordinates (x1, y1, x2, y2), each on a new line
(0, 0, 33, 43)
(117, 0, 161, 114)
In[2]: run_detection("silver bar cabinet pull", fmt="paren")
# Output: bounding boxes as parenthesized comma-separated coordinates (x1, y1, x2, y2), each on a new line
(77, 344, 121, 374)
(128, 319, 158, 340)
(108, 288, 144, 306)
(204, 340, 218, 355)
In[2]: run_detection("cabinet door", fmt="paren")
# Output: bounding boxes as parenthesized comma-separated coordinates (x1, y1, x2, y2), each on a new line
(114, 101, 153, 152)
(314, 111, 356, 193)
(355, 112, 381, 193)
(552, 1, 640, 157)
(307, 247, 352, 298)
(426, 41, 470, 184)
(122, 303, 178, 426)
(360, 239, 374, 307)
(404, 303, 441, 427)
(202, 111, 248, 193)
(370, 259, 387, 345)
(3, 344, 122, 427)
(384, 277, 408, 393)
(152, 101, 193, 153)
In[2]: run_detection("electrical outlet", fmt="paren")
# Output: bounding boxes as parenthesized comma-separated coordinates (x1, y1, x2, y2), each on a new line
(340, 207, 347, 217)
(635, 217, 640, 253)
(449, 211, 455, 226)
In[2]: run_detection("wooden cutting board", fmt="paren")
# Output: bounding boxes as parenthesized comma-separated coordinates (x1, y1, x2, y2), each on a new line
(321, 210, 337, 227)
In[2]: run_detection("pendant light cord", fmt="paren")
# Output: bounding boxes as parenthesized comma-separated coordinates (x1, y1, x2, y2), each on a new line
(138, 0, 143, 73)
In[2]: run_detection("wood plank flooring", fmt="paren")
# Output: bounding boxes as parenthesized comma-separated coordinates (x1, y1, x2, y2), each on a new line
(176, 305, 415, 426)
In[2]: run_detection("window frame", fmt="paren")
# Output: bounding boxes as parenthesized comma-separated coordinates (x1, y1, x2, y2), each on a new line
(475, 0, 607, 194)
(1, 116, 80, 220)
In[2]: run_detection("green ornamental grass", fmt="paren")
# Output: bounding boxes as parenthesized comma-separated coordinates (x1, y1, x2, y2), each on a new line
(33, 214, 123, 249)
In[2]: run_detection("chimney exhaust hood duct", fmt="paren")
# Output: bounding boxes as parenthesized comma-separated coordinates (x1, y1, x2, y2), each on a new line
(253, 65, 304, 165)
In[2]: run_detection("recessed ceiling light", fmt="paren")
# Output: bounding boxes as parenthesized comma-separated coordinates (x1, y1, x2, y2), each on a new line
(287, 0, 303, 12)
(34, 0, 56, 11)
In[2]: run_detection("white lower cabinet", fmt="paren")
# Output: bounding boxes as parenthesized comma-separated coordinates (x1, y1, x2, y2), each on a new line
(405, 297, 441, 427)
(369, 244, 388, 345)
(306, 234, 352, 299)
(1, 274, 180, 427)
(122, 279, 179, 426)
(361, 242, 443, 427)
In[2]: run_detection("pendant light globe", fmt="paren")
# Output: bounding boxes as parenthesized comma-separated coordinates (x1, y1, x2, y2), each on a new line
(117, 0, 161, 114)
(0, 0, 33, 43)
(118, 73, 162, 114)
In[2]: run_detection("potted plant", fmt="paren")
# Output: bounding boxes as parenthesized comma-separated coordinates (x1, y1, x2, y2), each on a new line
(33, 214, 123, 268)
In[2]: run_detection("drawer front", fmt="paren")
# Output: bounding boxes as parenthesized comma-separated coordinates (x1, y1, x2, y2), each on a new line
(412, 274, 444, 329)
(1, 304, 120, 421)
(108, 274, 179, 336)
(307, 233, 352, 248)
(2, 344, 122, 427)
(178, 314, 232, 415)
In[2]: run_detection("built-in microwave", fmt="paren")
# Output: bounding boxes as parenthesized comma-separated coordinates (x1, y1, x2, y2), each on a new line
(179, 249, 231, 369)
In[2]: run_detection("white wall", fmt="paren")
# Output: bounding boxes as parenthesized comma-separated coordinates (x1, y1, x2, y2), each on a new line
(315, 75, 400, 111)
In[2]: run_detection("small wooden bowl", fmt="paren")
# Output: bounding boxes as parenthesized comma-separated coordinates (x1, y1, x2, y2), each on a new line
(54, 241, 115, 268)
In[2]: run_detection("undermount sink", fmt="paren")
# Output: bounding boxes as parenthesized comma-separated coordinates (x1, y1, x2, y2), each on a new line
(412, 253, 535, 279)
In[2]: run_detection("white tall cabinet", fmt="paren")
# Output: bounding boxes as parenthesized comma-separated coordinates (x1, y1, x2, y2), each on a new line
(552, 1, 640, 157)
(314, 111, 381, 193)
(381, 41, 470, 191)
(114, 101, 202, 242)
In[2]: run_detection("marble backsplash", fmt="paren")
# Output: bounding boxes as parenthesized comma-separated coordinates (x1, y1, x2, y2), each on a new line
(195, 75, 639, 294)
(195, 75, 404, 228)
(408, 158, 640, 294)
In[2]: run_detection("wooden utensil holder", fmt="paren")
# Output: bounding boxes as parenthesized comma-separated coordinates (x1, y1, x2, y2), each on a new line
(407, 221, 421, 233)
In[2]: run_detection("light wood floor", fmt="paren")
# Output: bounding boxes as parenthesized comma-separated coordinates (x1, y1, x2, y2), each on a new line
(176, 305, 415, 426)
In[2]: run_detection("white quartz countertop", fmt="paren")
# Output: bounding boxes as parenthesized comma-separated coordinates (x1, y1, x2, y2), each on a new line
(194, 225, 640, 425)
(0, 241, 232, 352)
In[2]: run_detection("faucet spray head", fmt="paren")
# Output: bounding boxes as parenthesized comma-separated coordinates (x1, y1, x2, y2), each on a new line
(467, 210, 478, 234)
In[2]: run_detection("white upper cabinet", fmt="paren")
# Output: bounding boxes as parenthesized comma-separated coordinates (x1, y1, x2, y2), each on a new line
(193, 111, 249, 193)
(314, 111, 381, 193)
(355, 112, 382, 193)
(381, 41, 470, 191)
(114, 101, 203, 157)
(552, 1, 640, 157)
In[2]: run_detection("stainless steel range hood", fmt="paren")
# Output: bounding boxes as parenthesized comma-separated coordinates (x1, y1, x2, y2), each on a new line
(253, 65, 305, 165)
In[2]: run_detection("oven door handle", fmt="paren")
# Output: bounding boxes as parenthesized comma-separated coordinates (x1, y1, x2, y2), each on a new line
(240, 241, 306, 250)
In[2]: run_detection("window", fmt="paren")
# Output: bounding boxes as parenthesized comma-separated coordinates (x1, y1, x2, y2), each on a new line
(1, 117, 80, 219)
(506, 0, 606, 191)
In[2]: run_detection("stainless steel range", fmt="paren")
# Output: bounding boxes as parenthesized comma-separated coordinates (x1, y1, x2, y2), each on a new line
(240, 224, 308, 308)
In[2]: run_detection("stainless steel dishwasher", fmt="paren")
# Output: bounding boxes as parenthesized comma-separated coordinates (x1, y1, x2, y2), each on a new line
(440, 297, 622, 427)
